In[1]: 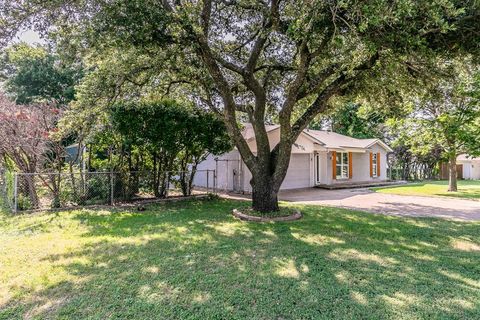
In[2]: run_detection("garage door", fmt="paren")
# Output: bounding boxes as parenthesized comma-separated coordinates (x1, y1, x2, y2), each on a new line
(280, 154, 310, 190)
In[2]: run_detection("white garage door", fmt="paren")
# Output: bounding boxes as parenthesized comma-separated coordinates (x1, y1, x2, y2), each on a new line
(280, 154, 311, 190)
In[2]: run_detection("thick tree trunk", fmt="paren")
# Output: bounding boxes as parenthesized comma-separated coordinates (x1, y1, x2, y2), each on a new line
(448, 155, 458, 192)
(251, 175, 279, 212)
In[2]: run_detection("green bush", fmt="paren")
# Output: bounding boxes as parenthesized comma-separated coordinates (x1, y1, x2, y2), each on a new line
(16, 194, 32, 211)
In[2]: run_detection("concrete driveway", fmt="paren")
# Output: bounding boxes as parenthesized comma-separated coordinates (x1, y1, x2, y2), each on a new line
(278, 188, 480, 221)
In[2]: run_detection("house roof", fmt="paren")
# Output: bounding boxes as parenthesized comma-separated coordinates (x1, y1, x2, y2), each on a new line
(242, 124, 279, 141)
(241, 124, 393, 152)
(457, 154, 480, 162)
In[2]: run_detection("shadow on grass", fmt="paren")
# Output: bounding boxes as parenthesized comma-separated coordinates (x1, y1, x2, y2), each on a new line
(1, 199, 480, 319)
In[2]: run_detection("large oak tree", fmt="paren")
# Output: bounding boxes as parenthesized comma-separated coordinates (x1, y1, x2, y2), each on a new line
(2, 0, 479, 211)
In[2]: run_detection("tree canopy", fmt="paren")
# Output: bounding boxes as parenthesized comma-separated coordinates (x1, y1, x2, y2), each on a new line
(387, 58, 480, 190)
(2, 0, 479, 211)
(0, 43, 81, 104)
(109, 100, 231, 196)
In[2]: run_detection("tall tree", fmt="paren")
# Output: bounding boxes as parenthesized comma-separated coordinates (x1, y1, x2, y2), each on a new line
(388, 59, 480, 191)
(0, 43, 81, 104)
(2, 0, 479, 211)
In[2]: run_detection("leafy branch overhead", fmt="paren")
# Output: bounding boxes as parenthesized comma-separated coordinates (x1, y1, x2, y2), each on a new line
(2, 0, 479, 211)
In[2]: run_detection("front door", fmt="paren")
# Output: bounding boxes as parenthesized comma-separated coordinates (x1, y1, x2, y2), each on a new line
(314, 153, 321, 185)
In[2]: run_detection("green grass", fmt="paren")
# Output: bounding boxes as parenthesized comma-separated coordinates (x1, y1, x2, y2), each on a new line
(373, 180, 480, 200)
(1, 199, 479, 319)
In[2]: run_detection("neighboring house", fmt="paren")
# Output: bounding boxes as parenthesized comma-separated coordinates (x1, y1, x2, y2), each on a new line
(65, 144, 88, 171)
(194, 124, 392, 192)
(65, 143, 82, 164)
(455, 154, 480, 180)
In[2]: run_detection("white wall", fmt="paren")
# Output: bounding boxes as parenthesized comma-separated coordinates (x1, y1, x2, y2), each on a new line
(473, 162, 480, 179)
(193, 153, 215, 188)
(352, 144, 387, 182)
(194, 150, 241, 191)
(281, 154, 311, 189)
(460, 161, 480, 180)
(196, 141, 391, 191)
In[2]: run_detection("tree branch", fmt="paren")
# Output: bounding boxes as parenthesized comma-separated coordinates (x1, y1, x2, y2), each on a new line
(291, 52, 381, 139)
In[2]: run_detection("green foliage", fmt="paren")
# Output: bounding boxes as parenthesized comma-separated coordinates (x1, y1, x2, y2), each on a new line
(2, 0, 479, 209)
(15, 193, 32, 211)
(390, 59, 479, 161)
(0, 43, 82, 104)
(109, 99, 231, 167)
(315, 102, 386, 139)
(108, 99, 231, 196)
(3, 0, 479, 128)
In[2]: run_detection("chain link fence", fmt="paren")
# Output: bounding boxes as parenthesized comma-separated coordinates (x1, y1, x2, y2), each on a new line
(2, 170, 216, 213)
(0, 169, 15, 212)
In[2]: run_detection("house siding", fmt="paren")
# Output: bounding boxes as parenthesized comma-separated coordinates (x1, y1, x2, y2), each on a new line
(241, 153, 311, 192)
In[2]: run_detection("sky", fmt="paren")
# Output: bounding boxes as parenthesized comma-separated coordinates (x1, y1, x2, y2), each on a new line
(14, 29, 45, 45)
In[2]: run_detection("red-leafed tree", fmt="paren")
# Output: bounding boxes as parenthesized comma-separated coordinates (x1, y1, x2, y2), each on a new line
(0, 93, 63, 208)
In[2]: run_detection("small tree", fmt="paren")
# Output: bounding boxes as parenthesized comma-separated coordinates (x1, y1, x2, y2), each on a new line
(110, 100, 230, 197)
(177, 108, 231, 196)
(0, 94, 63, 208)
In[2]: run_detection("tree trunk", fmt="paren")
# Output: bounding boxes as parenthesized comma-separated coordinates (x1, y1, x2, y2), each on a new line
(25, 175, 39, 209)
(251, 174, 279, 212)
(448, 155, 458, 192)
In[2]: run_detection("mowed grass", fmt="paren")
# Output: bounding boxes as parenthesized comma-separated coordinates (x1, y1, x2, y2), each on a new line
(1, 199, 479, 319)
(373, 180, 480, 200)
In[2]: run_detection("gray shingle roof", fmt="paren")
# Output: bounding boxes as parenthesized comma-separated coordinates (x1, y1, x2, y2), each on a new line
(241, 123, 392, 151)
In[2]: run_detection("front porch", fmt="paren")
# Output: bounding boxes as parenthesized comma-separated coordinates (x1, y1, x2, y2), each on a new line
(312, 147, 387, 187)
(315, 180, 407, 190)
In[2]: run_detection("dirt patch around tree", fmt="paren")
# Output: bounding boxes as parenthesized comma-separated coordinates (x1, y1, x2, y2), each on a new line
(232, 207, 302, 222)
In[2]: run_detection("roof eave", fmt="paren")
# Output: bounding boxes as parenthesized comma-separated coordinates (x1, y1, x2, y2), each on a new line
(365, 139, 393, 152)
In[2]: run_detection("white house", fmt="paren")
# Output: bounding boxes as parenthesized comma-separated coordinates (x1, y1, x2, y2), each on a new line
(194, 124, 393, 192)
(457, 154, 480, 180)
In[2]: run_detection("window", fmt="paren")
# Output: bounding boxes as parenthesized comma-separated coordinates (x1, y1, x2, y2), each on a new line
(336, 152, 349, 179)
(372, 153, 378, 177)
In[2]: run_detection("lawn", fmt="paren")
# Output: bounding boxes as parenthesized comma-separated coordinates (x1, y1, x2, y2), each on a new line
(373, 180, 480, 200)
(1, 199, 479, 319)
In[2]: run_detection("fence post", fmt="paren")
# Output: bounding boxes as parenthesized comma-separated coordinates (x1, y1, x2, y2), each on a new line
(13, 173, 18, 214)
(213, 169, 217, 194)
(110, 171, 114, 206)
(206, 170, 209, 193)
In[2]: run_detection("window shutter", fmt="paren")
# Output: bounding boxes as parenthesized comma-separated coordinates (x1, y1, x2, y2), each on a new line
(377, 152, 381, 177)
(332, 151, 337, 180)
(348, 152, 353, 179)
(369, 153, 373, 177)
